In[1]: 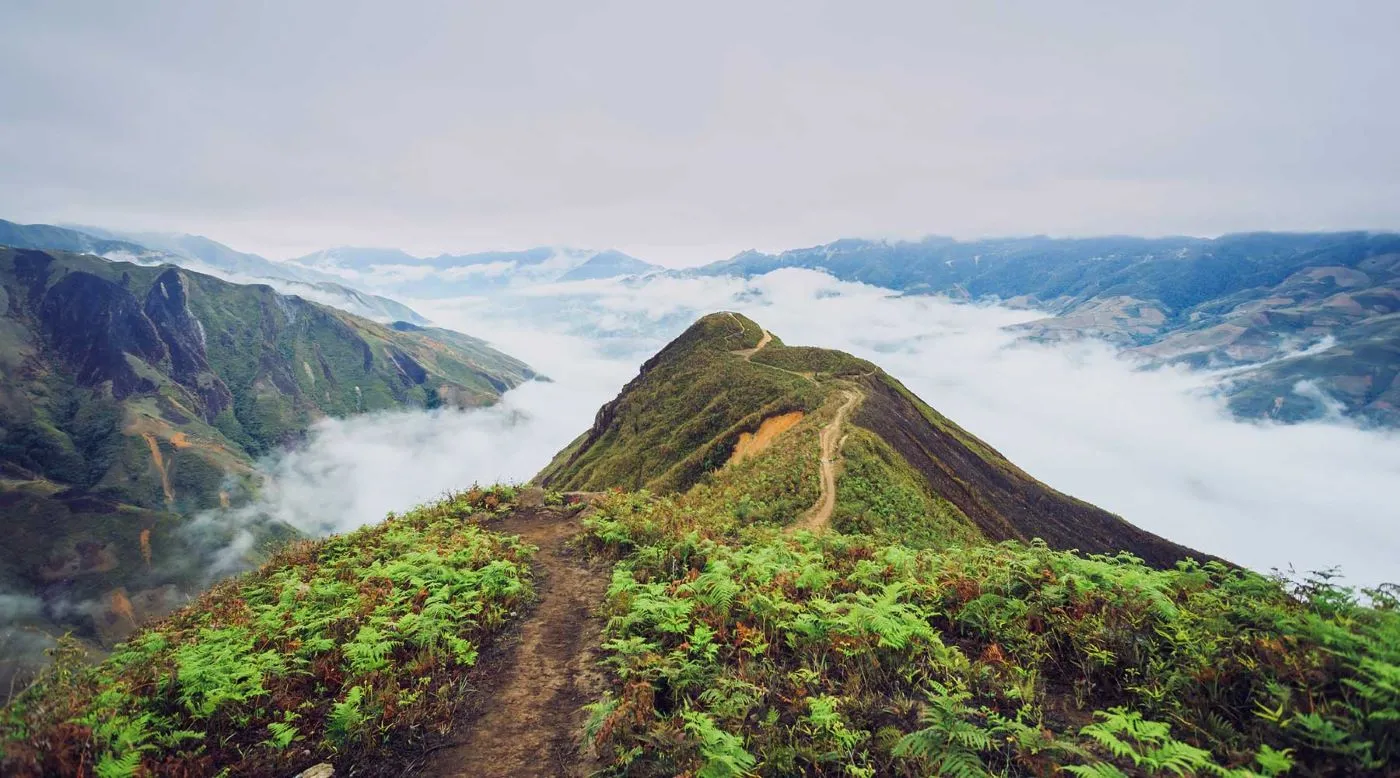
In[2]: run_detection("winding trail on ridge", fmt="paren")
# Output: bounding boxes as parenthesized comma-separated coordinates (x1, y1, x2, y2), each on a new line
(732, 328, 773, 358)
(728, 318, 818, 386)
(723, 317, 862, 533)
(424, 502, 607, 778)
(790, 389, 862, 534)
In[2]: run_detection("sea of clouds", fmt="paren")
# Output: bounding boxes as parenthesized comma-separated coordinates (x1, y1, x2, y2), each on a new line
(209, 268, 1400, 587)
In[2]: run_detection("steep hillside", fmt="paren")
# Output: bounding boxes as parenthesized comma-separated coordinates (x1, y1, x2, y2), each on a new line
(0, 248, 535, 485)
(0, 247, 535, 648)
(578, 492, 1397, 778)
(696, 233, 1400, 425)
(540, 312, 1200, 567)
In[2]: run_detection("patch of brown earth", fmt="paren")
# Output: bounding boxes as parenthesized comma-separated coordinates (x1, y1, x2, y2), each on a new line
(126, 415, 254, 477)
(140, 528, 153, 569)
(727, 411, 805, 466)
(423, 504, 608, 778)
(140, 432, 174, 506)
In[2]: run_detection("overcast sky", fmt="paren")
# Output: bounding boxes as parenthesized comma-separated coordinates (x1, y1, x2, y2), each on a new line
(2, 1, 1397, 265)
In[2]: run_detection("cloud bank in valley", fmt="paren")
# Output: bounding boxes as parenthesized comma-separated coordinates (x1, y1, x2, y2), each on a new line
(213, 269, 1400, 587)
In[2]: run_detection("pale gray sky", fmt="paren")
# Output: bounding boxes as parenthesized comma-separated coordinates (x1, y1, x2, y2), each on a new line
(2, 1, 1397, 265)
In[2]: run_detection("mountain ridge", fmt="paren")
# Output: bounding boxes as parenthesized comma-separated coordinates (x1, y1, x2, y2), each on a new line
(289, 245, 662, 298)
(10, 220, 431, 325)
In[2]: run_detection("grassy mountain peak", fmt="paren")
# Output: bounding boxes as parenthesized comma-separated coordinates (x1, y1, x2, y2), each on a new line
(541, 311, 1199, 567)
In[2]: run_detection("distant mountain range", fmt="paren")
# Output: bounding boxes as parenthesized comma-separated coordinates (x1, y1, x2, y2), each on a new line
(289, 245, 662, 297)
(3, 217, 667, 327)
(693, 233, 1400, 426)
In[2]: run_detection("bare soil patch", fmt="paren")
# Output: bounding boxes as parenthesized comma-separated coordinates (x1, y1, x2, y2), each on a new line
(726, 411, 805, 466)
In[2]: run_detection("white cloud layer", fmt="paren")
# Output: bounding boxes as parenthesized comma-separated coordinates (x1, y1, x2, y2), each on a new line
(210, 269, 1400, 587)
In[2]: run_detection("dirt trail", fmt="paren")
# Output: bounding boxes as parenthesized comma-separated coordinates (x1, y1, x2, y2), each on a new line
(731, 327, 773, 359)
(790, 389, 862, 534)
(424, 504, 608, 778)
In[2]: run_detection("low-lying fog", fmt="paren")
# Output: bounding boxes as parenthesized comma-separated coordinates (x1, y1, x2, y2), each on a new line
(223, 269, 1400, 587)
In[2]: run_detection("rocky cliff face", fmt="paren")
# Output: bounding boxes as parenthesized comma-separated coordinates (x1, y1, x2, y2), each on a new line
(17, 257, 237, 421)
(37, 269, 168, 398)
(142, 268, 234, 420)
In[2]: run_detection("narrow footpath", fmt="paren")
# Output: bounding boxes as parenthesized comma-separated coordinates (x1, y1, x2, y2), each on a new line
(424, 503, 607, 777)
(789, 388, 862, 533)
(731, 327, 773, 359)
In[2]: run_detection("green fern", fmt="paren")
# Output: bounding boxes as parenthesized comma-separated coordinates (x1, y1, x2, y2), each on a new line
(682, 710, 757, 778)
(1253, 744, 1294, 776)
(892, 683, 992, 777)
(1063, 764, 1130, 778)
(344, 624, 397, 673)
(326, 685, 367, 747)
(1077, 708, 1230, 776)
(263, 720, 301, 750)
(94, 750, 143, 778)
